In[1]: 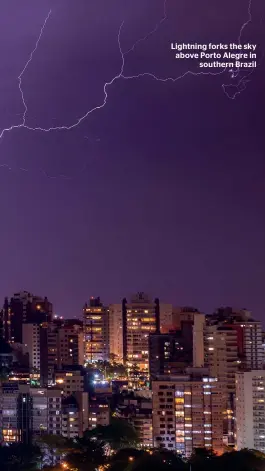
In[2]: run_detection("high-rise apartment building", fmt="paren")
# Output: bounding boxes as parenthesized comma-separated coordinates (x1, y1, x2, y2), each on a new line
(83, 297, 109, 362)
(109, 304, 123, 362)
(149, 333, 178, 379)
(170, 308, 205, 368)
(109, 298, 172, 365)
(152, 368, 224, 457)
(205, 307, 263, 447)
(236, 370, 265, 452)
(88, 397, 110, 429)
(122, 292, 160, 371)
(22, 322, 52, 386)
(204, 326, 238, 394)
(159, 304, 174, 331)
(55, 366, 88, 395)
(1, 292, 52, 344)
(61, 392, 89, 439)
(207, 308, 263, 370)
(149, 332, 193, 379)
(22, 321, 84, 386)
(0, 383, 62, 443)
(0, 382, 88, 443)
(192, 313, 205, 367)
(22, 323, 42, 373)
(57, 323, 84, 368)
(231, 321, 263, 370)
(204, 325, 238, 446)
(0, 382, 22, 443)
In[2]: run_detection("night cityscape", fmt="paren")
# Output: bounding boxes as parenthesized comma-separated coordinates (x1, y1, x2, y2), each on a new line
(1, 293, 265, 470)
(0, 0, 265, 470)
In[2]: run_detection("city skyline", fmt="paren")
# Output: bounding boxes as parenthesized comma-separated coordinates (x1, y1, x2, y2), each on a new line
(1, 291, 264, 453)
(0, 0, 264, 321)
(1, 289, 262, 323)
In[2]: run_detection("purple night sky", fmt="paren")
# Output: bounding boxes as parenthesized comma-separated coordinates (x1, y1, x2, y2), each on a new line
(0, 0, 264, 319)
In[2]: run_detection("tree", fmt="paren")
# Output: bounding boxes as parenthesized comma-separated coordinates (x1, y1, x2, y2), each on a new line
(124, 450, 187, 471)
(86, 417, 139, 450)
(109, 448, 147, 471)
(65, 435, 106, 471)
(0, 366, 10, 382)
(0, 443, 42, 471)
(215, 449, 265, 471)
(189, 447, 215, 471)
(36, 434, 73, 466)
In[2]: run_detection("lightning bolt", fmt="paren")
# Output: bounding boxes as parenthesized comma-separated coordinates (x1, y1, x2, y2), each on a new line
(0, 160, 88, 180)
(238, 0, 253, 44)
(0, 9, 52, 139)
(40, 165, 86, 180)
(0, 20, 125, 138)
(0, 0, 261, 176)
(223, 0, 257, 99)
(0, 7, 225, 143)
(124, 0, 168, 55)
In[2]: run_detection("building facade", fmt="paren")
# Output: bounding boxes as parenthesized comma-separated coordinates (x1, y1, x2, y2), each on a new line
(57, 323, 84, 368)
(83, 297, 109, 362)
(149, 332, 193, 379)
(109, 304, 123, 362)
(0, 383, 62, 443)
(204, 325, 238, 446)
(122, 292, 159, 371)
(55, 366, 88, 395)
(117, 392, 153, 448)
(236, 370, 265, 452)
(152, 369, 224, 456)
(1, 292, 52, 344)
(0, 382, 88, 443)
(61, 392, 89, 439)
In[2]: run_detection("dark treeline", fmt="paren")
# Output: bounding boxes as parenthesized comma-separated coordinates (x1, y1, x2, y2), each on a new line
(1, 420, 265, 471)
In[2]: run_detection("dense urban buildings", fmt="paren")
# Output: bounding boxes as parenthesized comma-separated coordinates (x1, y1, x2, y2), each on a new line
(21, 320, 84, 386)
(1, 291, 265, 456)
